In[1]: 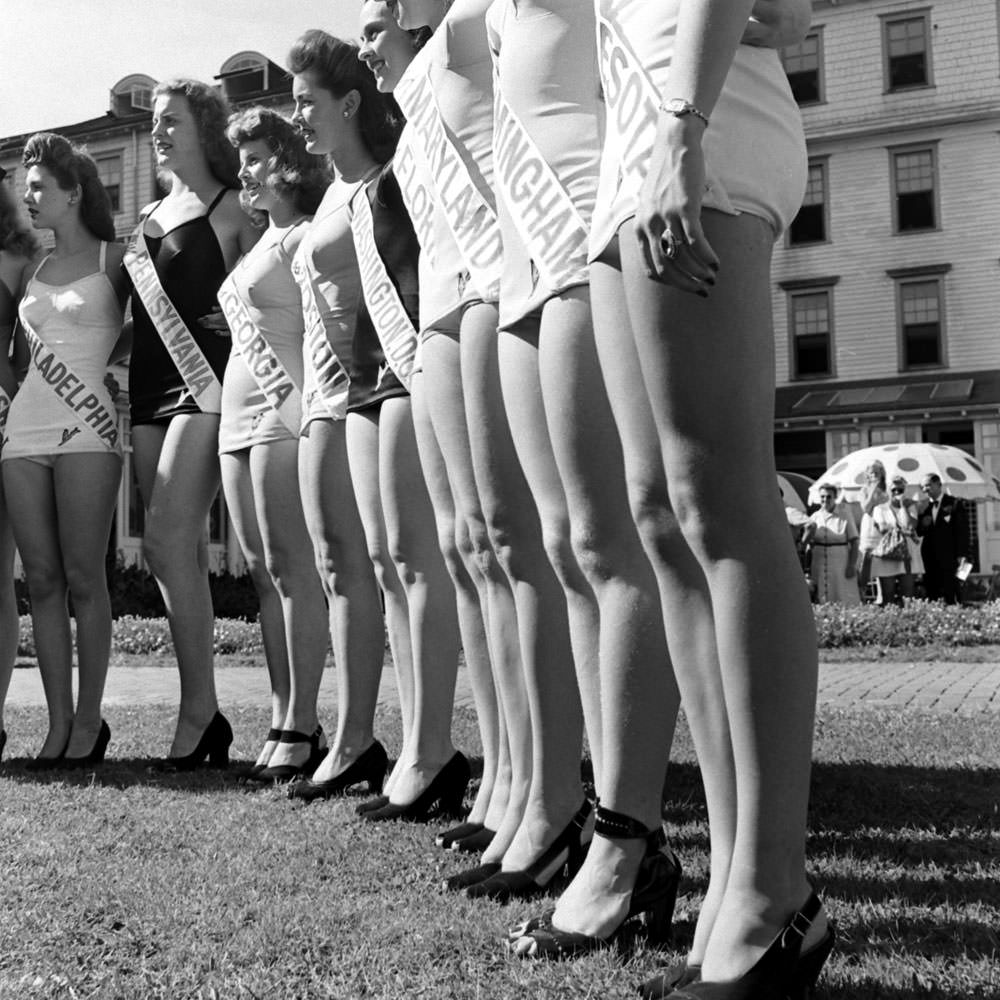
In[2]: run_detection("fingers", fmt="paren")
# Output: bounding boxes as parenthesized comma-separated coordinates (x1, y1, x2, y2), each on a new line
(635, 212, 719, 295)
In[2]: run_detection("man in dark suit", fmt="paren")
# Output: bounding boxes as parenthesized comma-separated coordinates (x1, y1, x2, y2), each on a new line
(916, 473, 971, 604)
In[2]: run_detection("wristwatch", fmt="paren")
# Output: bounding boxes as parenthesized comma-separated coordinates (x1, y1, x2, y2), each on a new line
(659, 98, 710, 127)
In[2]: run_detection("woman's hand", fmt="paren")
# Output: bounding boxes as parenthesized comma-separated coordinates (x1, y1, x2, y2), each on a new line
(635, 115, 719, 294)
(199, 307, 231, 336)
(845, 562, 856, 580)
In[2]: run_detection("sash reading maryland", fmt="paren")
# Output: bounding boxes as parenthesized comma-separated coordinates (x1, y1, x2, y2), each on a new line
(124, 223, 223, 413)
(292, 254, 350, 421)
(217, 273, 303, 436)
(395, 66, 502, 302)
(19, 317, 119, 450)
(350, 188, 418, 392)
(491, 82, 590, 291)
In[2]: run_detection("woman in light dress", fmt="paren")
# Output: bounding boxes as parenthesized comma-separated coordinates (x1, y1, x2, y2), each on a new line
(804, 483, 859, 605)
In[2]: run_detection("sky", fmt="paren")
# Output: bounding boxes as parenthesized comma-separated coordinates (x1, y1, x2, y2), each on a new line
(0, 0, 361, 137)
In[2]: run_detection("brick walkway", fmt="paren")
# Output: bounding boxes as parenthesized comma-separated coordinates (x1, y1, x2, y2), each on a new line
(6, 658, 999, 714)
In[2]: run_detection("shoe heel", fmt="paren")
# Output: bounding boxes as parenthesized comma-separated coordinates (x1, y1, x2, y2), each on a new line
(209, 746, 230, 768)
(643, 885, 677, 944)
(797, 926, 835, 994)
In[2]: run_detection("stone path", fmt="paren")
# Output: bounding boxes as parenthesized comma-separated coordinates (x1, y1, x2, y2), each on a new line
(6, 658, 999, 714)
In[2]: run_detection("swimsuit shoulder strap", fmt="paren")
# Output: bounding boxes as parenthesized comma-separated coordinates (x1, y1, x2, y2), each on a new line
(99, 241, 108, 272)
(206, 187, 230, 216)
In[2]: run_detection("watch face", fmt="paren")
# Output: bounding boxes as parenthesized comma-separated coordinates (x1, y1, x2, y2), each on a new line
(663, 98, 689, 115)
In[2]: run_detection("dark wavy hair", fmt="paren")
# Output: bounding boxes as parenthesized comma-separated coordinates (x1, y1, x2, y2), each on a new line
(0, 178, 40, 258)
(287, 29, 402, 165)
(22, 133, 115, 242)
(227, 107, 330, 223)
(153, 78, 239, 188)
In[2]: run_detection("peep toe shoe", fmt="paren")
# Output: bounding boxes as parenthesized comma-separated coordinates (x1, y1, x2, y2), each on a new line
(256, 726, 327, 781)
(508, 804, 680, 957)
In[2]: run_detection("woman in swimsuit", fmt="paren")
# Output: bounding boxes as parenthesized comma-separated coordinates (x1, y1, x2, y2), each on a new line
(218, 108, 332, 781)
(2, 133, 128, 767)
(0, 168, 39, 762)
(126, 79, 259, 768)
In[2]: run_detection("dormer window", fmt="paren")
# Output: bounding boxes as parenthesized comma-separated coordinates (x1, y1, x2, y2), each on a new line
(218, 54, 269, 100)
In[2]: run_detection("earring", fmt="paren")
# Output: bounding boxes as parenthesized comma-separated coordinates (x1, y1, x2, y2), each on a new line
(343, 110, 351, 118)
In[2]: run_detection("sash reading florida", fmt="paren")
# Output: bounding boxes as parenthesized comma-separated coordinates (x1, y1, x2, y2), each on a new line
(292, 255, 351, 422)
(350, 186, 418, 392)
(395, 66, 502, 302)
(217, 274, 303, 436)
(20, 317, 119, 450)
(124, 223, 223, 413)
(491, 85, 590, 291)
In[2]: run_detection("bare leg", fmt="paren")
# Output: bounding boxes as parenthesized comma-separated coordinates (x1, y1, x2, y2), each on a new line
(411, 351, 501, 825)
(495, 316, 588, 873)
(0, 491, 19, 740)
(221, 450, 290, 761)
(622, 212, 821, 979)
(297, 419, 384, 783)
(251, 439, 329, 763)
(3, 459, 73, 757)
(346, 407, 415, 797)
(54, 454, 121, 755)
(132, 416, 222, 757)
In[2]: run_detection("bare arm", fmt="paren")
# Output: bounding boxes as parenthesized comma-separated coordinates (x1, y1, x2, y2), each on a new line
(744, 0, 811, 49)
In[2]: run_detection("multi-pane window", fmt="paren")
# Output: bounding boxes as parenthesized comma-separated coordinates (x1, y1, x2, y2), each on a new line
(899, 279, 943, 369)
(893, 148, 936, 232)
(791, 289, 833, 378)
(884, 14, 931, 90)
(789, 161, 827, 245)
(96, 152, 123, 214)
(782, 32, 823, 105)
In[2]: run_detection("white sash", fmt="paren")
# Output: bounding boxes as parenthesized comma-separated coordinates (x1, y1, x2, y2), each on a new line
(491, 83, 590, 290)
(124, 222, 223, 413)
(0, 387, 10, 448)
(393, 126, 439, 270)
(217, 273, 303, 436)
(395, 67, 502, 301)
(20, 316, 119, 451)
(349, 187, 418, 392)
(596, 12, 665, 190)
(291, 254, 351, 422)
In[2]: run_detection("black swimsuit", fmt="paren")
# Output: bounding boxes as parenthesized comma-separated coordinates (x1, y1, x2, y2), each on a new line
(128, 188, 233, 425)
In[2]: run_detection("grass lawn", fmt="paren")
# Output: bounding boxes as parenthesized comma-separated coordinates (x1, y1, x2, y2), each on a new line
(1, 697, 997, 999)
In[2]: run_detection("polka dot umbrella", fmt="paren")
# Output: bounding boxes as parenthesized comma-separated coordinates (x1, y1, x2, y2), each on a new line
(808, 443, 1000, 504)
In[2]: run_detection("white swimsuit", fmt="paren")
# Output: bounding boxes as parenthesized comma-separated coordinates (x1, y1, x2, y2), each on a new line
(4, 242, 123, 460)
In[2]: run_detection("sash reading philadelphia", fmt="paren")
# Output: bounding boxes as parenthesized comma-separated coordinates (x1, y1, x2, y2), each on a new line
(124, 223, 223, 413)
(19, 316, 119, 450)
(394, 65, 503, 302)
(217, 272, 303, 436)
(349, 185, 418, 392)
(490, 72, 590, 291)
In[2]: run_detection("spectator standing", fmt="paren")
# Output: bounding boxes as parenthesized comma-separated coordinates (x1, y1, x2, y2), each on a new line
(803, 484, 859, 605)
(916, 473, 970, 604)
(871, 475, 923, 607)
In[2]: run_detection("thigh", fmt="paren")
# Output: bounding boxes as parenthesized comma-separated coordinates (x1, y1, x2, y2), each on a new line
(142, 414, 222, 538)
(53, 454, 122, 574)
(377, 396, 433, 543)
(220, 450, 267, 569)
(346, 409, 386, 554)
(1, 459, 61, 579)
(249, 439, 313, 559)
(621, 211, 780, 520)
(130, 423, 168, 508)
(410, 370, 458, 528)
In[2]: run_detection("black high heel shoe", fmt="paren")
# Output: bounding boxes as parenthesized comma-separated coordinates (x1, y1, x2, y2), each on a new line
(60, 720, 111, 769)
(658, 892, 829, 1000)
(248, 728, 283, 778)
(356, 794, 389, 815)
(159, 712, 233, 771)
(507, 803, 679, 954)
(444, 861, 502, 892)
(436, 820, 484, 849)
(0, 729, 6, 763)
(466, 799, 592, 902)
(451, 826, 496, 853)
(361, 752, 470, 822)
(288, 740, 388, 802)
(256, 726, 327, 782)
(25, 733, 71, 771)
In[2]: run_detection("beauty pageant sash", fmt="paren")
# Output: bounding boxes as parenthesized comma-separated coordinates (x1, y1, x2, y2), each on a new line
(491, 82, 590, 291)
(395, 66, 502, 301)
(393, 125, 439, 270)
(350, 186, 418, 392)
(124, 222, 223, 413)
(291, 254, 351, 422)
(217, 273, 303, 436)
(0, 387, 10, 448)
(20, 316, 119, 450)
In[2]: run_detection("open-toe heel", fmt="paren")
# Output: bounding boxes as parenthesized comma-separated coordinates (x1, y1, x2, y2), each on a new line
(256, 726, 327, 781)
(436, 820, 483, 849)
(663, 892, 830, 1000)
(466, 799, 592, 902)
(510, 803, 681, 958)
(248, 728, 283, 778)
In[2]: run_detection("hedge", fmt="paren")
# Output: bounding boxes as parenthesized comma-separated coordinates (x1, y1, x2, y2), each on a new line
(11, 600, 1000, 657)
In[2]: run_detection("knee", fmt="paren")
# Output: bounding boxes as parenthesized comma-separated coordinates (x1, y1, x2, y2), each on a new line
(264, 545, 314, 600)
(63, 562, 108, 605)
(141, 521, 181, 578)
(243, 554, 277, 600)
(630, 479, 687, 565)
(540, 519, 581, 592)
(24, 561, 66, 604)
(313, 529, 369, 596)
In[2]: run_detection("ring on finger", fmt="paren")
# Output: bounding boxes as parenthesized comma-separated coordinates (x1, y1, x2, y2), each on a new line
(661, 228, 681, 260)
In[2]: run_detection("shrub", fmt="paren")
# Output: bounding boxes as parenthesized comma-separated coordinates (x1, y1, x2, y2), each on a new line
(813, 599, 1000, 648)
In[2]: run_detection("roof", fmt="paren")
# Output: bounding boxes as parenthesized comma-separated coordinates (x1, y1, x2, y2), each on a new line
(775, 370, 1000, 425)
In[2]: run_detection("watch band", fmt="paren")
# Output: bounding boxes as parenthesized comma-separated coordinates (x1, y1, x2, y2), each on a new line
(659, 98, 710, 127)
